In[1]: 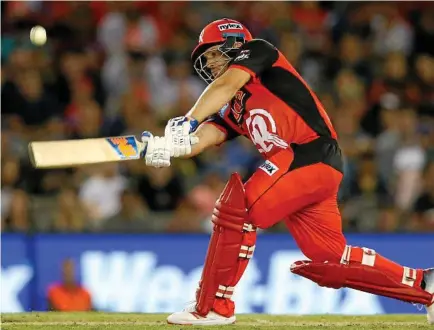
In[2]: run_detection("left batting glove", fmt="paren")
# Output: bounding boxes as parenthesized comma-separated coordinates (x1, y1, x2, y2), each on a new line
(165, 116, 199, 157)
(141, 131, 171, 168)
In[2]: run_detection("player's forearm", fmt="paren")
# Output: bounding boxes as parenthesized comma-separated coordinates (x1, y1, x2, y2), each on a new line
(181, 142, 205, 159)
(186, 80, 238, 123)
(180, 123, 226, 159)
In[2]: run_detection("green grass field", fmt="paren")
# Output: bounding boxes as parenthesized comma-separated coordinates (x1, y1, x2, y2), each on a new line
(1, 313, 431, 330)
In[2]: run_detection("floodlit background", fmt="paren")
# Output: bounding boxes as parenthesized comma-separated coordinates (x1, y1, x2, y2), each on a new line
(1, 1, 433, 314)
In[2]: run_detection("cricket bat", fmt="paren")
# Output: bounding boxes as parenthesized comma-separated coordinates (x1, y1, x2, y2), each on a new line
(28, 135, 147, 169)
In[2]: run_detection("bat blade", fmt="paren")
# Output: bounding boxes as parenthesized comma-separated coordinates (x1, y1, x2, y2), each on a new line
(28, 135, 146, 169)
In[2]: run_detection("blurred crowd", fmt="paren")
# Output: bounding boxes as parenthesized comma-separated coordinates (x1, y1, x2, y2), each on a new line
(1, 1, 433, 234)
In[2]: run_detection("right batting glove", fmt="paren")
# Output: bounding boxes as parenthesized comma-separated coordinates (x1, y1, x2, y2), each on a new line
(141, 131, 171, 168)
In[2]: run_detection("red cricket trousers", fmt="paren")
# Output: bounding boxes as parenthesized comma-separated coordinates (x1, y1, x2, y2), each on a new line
(210, 141, 426, 318)
(244, 145, 423, 289)
(245, 147, 346, 262)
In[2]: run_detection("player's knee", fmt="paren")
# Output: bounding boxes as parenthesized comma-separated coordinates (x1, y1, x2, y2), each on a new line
(248, 211, 263, 229)
(246, 196, 282, 229)
(305, 247, 342, 263)
(302, 238, 346, 263)
(248, 207, 272, 229)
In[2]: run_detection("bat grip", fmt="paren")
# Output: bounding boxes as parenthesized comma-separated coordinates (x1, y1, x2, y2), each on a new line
(138, 140, 148, 158)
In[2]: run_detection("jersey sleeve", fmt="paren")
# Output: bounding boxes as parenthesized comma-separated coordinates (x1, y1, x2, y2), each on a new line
(229, 39, 279, 77)
(203, 112, 240, 142)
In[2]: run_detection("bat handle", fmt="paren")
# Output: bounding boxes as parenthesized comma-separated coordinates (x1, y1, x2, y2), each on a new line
(137, 139, 148, 158)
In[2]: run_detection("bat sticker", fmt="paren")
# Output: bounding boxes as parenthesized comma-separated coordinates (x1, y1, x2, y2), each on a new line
(106, 136, 140, 159)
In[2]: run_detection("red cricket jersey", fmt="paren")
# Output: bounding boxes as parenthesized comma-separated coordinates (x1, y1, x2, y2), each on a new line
(204, 39, 342, 173)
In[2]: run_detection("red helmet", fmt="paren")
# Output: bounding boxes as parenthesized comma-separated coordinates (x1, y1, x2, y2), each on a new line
(192, 18, 253, 62)
(192, 18, 253, 84)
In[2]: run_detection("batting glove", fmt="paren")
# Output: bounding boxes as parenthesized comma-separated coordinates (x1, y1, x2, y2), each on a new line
(141, 131, 171, 168)
(164, 116, 199, 157)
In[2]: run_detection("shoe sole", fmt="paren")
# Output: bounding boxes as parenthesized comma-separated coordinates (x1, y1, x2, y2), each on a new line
(167, 320, 236, 326)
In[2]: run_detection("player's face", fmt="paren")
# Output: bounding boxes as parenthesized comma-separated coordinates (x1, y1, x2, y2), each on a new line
(203, 45, 230, 79)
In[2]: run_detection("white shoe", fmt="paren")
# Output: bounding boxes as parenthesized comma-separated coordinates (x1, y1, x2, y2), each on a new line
(167, 301, 236, 326)
(424, 268, 434, 324)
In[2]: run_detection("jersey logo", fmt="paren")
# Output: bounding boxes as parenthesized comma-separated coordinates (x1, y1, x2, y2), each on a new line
(106, 136, 140, 159)
(218, 23, 243, 31)
(230, 90, 249, 124)
(245, 109, 288, 153)
(234, 50, 250, 62)
(259, 160, 279, 176)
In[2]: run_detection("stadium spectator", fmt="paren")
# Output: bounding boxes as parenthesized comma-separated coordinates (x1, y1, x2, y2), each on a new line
(102, 189, 156, 233)
(78, 163, 127, 230)
(137, 166, 185, 212)
(393, 107, 426, 212)
(341, 152, 391, 232)
(1, 156, 29, 232)
(189, 173, 225, 210)
(47, 258, 93, 311)
(371, 5, 414, 56)
(409, 161, 434, 231)
(52, 188, 87, 233)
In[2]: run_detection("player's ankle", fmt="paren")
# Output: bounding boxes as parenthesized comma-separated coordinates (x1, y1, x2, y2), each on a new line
(212, 299, 235, 318)
(211, 309, 234, 318)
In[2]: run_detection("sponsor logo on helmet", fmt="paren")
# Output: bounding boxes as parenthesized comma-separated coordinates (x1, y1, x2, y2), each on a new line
(218, 23, 243, 31)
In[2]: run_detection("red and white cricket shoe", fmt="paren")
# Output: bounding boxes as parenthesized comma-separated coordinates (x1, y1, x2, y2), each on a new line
(167, 301, 236, 326)
(424, 268, 434, 324)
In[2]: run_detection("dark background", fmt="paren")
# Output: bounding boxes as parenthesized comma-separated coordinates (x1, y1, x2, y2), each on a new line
(1, 1, 433, 234)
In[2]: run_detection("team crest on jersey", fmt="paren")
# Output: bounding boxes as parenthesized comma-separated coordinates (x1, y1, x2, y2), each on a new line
(234, 50, 250, 62)
(245, 109, 289, 154)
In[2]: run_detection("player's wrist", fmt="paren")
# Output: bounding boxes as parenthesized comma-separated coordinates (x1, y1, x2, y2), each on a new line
(186, 116, 199, 133)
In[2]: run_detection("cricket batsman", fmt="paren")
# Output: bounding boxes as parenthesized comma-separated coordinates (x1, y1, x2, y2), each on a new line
(141, 19, 434, 325)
